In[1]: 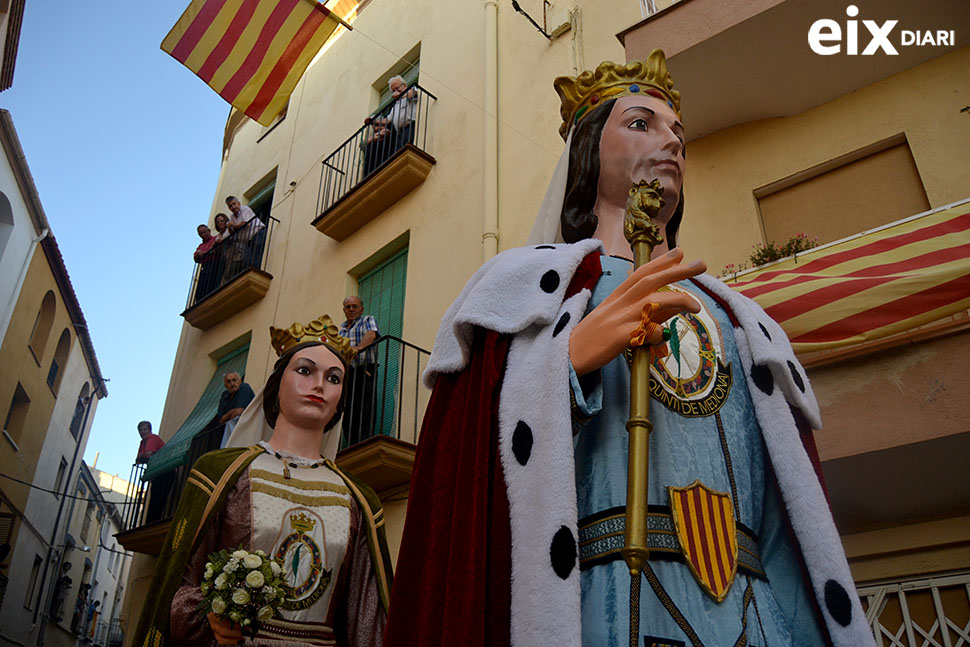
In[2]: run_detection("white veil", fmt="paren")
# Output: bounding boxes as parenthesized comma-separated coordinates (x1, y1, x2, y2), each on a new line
(525, 132, 573, 246)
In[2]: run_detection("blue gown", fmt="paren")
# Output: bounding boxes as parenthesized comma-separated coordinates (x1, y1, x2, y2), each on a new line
(570, 256, 826, 647)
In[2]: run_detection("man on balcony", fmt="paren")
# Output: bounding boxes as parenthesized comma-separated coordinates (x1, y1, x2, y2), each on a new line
(217, 371, 255, 447)
(339, 296, 380, 445)
(388, 75, 418, 152)
(225, 195, 266, 272)
(135, 420, 164, 464)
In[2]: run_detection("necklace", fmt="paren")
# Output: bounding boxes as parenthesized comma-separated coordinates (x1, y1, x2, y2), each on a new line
(272, 450, 324, 479)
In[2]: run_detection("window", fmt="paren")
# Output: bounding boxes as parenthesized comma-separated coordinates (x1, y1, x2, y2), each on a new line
(375, 58, 420, 113)
(47, 328, 72, 393)
(246, 171, 277, 224)
(53, 458, 68, 497)
(0, 191, 12, 263)
(24, 555, 42, 610)
(3, 382, 30, 448)
(28, 290, 56, 362)
(755, 136, 930, 248)
(69, 384, 90, 439)
(80, 501, 95, 543)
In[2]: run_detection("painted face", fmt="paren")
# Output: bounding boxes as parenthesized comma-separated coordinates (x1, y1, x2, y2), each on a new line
(223, 373, 241, 394)
(596, 94, 685, 219)
(342, 298, 363, 322)
(214, 215, 229, 232)
(277, 345, 344, 431)
(226, 198, 241, 214)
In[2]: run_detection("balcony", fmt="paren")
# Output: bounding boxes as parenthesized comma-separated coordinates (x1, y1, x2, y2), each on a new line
(181, 215, 279, 330)
(618, 0, 969, 139)
(116, 335, 430, 555)
(312, 83, 436, 241)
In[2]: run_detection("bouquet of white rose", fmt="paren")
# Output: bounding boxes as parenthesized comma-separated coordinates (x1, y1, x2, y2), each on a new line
(199, 547, 290, 635)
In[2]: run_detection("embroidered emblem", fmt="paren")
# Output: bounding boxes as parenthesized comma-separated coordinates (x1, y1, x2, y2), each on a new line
(275, 510, 332, 611)
(668, 480, 738, 602)
(171, 518, 188, 550)
(649, 287, 732, 417)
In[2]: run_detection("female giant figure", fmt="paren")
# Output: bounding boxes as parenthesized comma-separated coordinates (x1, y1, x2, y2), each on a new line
(384, 51, 872, 647)
(135, 316, 392, 647)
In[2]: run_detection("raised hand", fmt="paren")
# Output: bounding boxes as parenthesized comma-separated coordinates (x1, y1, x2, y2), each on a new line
(569, 248, 706, 376)
(208, 611, 244, 645)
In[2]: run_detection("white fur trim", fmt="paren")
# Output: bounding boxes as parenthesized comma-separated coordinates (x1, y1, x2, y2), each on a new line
(498, 290, 589, 647)
(424, 240, 602, 387)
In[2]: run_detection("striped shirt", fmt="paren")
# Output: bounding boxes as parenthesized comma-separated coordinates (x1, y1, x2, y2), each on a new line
(339, 315, 379, 366)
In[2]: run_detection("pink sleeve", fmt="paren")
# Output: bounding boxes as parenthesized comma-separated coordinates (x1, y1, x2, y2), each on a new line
(341, 500, 386, 647)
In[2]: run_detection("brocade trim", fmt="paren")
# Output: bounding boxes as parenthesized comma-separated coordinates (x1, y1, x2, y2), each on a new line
(578, 507, 765, 578)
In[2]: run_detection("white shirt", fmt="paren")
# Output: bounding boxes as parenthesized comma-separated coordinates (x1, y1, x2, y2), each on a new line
(229, 204, 265, 242)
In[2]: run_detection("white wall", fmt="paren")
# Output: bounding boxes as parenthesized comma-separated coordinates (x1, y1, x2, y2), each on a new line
(0, 141, 47, 344)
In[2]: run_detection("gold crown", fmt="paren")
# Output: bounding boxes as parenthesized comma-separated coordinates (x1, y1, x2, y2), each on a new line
(290, 512, 316, 533)
(269, 315, 357, 363)
(554, 49, 681, 140)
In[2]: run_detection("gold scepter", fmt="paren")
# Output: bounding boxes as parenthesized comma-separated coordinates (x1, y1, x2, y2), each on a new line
(621, 179, 666, 647)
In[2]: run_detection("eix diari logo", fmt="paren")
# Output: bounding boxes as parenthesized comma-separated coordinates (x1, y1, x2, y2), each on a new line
(808, 5, 957, 55)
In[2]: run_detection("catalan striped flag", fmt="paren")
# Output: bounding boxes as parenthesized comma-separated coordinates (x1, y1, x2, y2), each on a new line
(726, 201, 970, 353)
(162, 0, 347, 126)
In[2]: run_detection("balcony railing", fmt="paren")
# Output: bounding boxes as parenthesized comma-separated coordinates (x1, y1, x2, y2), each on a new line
(316, 83, 437, 217)
(118, 335, 430, 550)
(341, 335, 430, 448)
(186, 215, 279, 308)
(120, 422, 223, 541)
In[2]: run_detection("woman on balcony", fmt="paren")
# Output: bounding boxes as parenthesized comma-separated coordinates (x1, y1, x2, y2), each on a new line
(134, 315, 393, 647)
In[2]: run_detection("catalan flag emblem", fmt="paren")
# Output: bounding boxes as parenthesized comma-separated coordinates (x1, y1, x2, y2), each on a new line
(668, 480, 738, 602)
(162, 0, 347, 126)
(727, 202, 970, 353)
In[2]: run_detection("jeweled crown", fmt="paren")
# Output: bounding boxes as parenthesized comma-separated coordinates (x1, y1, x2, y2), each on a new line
(269, 315, 356, 363)
(290, 512, 316, 533)
(554, 49, 681, 140)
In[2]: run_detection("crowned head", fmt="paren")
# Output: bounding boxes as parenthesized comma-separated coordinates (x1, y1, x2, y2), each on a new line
(555, 49, 686, 249)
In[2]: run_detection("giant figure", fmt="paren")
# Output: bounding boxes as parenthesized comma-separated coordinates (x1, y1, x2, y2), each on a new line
(384, 51, 874, 647)
(134, 316, 393, 647)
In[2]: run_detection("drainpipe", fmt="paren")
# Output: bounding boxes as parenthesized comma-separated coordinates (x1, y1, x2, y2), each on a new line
(483, 0, 499, 261)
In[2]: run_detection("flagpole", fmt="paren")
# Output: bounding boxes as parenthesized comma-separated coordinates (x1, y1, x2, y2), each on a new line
(308, 0, 354, 30)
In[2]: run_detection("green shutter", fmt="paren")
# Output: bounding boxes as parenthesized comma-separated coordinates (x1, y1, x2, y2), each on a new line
(356, 248, 408, 437)
(143, 346, 250, 480)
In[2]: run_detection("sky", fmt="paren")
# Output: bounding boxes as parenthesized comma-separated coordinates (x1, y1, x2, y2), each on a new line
(3, 1, 231, 479)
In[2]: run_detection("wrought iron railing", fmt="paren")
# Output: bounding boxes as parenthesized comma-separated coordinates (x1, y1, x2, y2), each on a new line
(91, 617, 124, 647)
(341, 335, 431, 448)
(121, 422, 223, 532)
(185, 214, 280, 309)
(316, 83, 436, 215)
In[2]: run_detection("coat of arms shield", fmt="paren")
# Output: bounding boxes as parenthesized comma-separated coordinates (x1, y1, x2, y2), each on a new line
(667, 480, 738, 602)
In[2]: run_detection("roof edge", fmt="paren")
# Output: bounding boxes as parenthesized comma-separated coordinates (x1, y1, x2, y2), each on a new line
(0, 109, 50, 235)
